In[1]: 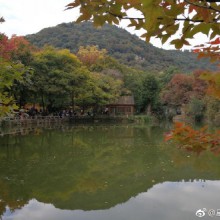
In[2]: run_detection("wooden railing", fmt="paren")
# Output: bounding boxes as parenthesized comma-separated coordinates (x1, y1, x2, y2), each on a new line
(1, 116, 68, 126)
(0, 114, 133, 128)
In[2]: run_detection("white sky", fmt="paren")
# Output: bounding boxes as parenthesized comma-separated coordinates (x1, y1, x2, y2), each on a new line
(0, 0, 208, 50)
(0, 0, 77, 36)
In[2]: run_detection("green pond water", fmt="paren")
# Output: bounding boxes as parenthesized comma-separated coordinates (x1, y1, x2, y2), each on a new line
(0, 124, 220, 220)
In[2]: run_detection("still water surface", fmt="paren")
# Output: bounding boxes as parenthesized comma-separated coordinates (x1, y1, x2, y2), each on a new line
(0, 124, 220, 220)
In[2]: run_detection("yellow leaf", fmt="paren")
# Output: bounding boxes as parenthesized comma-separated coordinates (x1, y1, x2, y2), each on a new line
(161, 34, 170, 44)
(170, 39, 184, 49)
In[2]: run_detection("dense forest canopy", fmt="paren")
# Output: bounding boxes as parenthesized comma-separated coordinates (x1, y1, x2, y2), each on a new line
(26, 22, 217, 73)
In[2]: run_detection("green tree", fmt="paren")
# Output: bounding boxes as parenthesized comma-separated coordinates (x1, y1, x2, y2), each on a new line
(29, 46, 122, 112)
(30, 47, 83, 111)
(0, 33, 33, 117)
(66, 66, 92, 110)
(158, 66, 180, 87)
(205, 96, 220, 125)
(142, 74, 160, 114)
(80, 72, 123, 112)
(0, 59, 26, 116)
(123, 70, 144, 113)
(187, 97, 206, 122)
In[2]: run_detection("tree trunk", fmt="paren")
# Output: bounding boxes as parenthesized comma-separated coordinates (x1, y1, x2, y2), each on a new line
(71, 91, 75, 110)
(41, 93, 45, 112)
(145, 103, 151, 115)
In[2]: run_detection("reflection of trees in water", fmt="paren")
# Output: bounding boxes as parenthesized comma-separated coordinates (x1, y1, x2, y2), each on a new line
(0, 125, 220, 215)
(0, 123, 74, 137)
(0, 180, 27, 217)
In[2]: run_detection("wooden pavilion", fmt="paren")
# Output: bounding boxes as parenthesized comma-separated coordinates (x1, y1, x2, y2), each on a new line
(107, 95, 135, 116)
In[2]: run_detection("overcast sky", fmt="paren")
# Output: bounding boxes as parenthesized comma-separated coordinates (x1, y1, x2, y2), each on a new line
(0, 0, 79, 36)
(0, 0, 207, 50)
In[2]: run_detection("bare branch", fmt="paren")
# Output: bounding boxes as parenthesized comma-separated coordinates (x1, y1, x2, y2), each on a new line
(184, 0, 220, 13)
(108, 11, 144, 20)
(204, 0, 220, 2)
(158, 16, 220, 23)
(108, 11, 219, 23)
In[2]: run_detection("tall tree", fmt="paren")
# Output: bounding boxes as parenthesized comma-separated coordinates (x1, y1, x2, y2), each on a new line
(30, 47, 83, 111)
(161, 73, 208, 107)
(9, 35, 36, 65)
(0, 33, 31, 117)
(0, 34, 16, 61)
(162, 74, 194, 107)
(77, 72, 123, 111)
(0, 59, 26, 116)
(142, 74, 160, 114)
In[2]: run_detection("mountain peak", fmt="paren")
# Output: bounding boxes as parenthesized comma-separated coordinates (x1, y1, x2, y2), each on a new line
(26, 22, 216, 72)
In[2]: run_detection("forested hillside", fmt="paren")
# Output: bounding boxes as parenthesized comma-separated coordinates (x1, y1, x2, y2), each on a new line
(26, 22, 216, 73)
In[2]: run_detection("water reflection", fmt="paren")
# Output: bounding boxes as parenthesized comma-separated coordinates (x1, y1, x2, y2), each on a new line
(0, 124, 220, 220)
(3, 180, 220, 220)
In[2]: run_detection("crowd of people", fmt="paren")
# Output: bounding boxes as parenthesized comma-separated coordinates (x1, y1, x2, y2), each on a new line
(16, 107, 110, 119)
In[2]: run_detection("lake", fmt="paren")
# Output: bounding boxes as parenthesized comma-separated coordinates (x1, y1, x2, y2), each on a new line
(0, 124, 220, 220)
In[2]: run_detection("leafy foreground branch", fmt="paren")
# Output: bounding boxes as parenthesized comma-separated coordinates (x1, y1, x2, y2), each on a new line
(165, 122, 220, 155)
(66, 0, 220, 53)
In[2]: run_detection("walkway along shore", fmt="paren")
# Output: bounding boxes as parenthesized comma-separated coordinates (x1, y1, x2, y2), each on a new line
(1, 116, 68, 127)
(0, 115, 133, 127)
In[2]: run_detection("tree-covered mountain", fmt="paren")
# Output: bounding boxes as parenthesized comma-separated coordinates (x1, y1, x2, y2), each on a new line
(26, 22, 216, 73)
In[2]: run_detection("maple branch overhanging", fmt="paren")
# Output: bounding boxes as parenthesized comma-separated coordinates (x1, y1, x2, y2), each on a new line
(108, 11, 220, 24)
(157, 17, 220, 23)
(203, 0, 220, 2)
(184, 0, 220, 13)
(108, 11, 144, 20)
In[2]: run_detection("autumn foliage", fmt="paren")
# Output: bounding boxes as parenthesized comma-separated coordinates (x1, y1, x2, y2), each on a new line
(201, 71, 220, 99)
(165, 122, 220, 155)
(162, 72, 208, 106)
(0, 34, 34, 63)
(0, 34, 16, 60)
(193, 37, 220, 63)
(77, 45, 107, 66)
